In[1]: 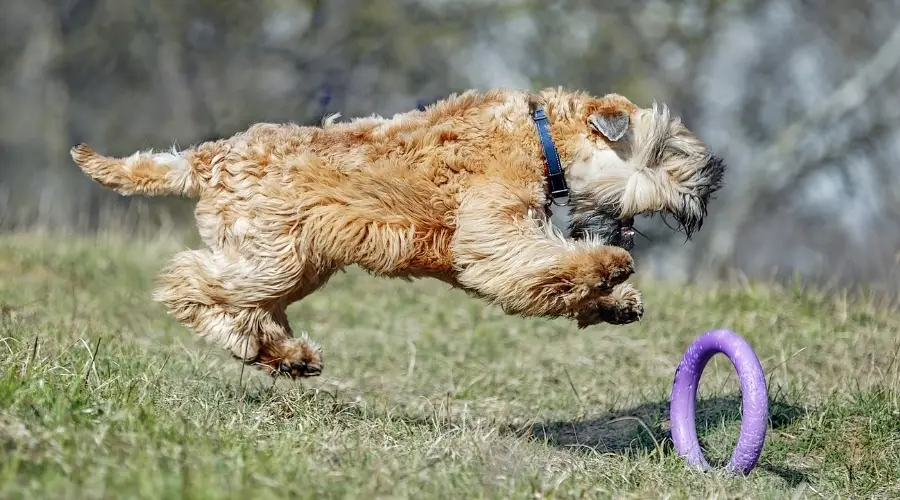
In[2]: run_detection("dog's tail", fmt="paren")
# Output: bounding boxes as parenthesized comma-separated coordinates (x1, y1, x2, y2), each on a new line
(70, 143, 208, 198)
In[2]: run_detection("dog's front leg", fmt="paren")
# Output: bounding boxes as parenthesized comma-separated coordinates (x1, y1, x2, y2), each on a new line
(451, 181, 634, 319)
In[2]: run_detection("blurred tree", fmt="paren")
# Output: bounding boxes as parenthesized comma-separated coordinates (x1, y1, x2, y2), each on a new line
(1, 0, 479, 229)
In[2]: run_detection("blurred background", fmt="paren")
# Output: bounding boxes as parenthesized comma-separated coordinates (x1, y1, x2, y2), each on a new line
(1, 0, 898, 294)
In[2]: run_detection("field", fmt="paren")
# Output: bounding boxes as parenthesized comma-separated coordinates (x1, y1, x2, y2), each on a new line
(1, 232, 898, 499)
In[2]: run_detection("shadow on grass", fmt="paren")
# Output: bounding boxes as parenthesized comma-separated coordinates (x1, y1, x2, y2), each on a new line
(502, 395, 808, 486)
(232, 382, 810, 487)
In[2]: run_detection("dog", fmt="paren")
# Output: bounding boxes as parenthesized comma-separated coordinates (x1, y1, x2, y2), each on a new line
(70, 87, 725, 378)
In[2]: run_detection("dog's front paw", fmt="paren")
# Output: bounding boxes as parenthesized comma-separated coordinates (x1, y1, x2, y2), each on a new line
(597, 295, 643, 325)
(575, 283, 643, 327)
(602, 248, 635, 289)
(591, 245, 635, 291)
(256, 334, 324, 378)
(566, 245, 635, 293)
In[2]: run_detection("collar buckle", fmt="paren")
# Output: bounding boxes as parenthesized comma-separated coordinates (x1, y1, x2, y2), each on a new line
(546, 171, 569, 206)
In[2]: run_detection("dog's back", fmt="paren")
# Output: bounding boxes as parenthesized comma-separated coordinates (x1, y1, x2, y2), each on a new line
(70, 88, 547, 202)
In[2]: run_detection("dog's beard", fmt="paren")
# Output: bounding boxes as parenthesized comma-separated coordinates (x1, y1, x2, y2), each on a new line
(566, 200, 705, 251)
(568, 206, 636, 251)
(568, 203, 709, 250)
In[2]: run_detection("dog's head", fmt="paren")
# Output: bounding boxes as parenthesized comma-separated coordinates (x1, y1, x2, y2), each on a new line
(557, 93, 725, 250)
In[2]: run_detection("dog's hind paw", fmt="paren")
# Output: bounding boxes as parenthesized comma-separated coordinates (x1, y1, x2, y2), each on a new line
(256, 334, 324, 378)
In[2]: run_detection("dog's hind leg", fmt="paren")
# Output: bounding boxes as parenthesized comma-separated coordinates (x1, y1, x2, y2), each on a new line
(153, 248, 332, 378)
(452, 179, 635, 319)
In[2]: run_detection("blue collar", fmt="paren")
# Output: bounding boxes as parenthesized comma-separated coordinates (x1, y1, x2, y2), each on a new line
(531, 106, 570, 206)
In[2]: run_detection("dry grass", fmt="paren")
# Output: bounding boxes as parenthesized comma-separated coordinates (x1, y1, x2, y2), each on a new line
(1, 231, 899, 499)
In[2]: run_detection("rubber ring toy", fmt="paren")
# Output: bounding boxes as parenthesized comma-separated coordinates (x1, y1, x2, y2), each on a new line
(669, 329, 768, 475)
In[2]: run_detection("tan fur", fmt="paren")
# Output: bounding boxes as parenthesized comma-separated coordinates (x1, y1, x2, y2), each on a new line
(70, 87, 723, 378)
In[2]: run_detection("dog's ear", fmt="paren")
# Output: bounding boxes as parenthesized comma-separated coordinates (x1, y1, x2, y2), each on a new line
(589, 110, 630, 142)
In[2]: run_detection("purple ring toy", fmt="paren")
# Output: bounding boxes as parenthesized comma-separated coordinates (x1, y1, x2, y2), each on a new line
(669, 329, 768, 475)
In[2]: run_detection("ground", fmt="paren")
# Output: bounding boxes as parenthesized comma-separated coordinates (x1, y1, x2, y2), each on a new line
(0, 232, 898, 499)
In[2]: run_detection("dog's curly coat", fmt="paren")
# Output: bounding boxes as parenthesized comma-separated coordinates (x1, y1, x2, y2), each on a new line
(71, 87, 725, 378)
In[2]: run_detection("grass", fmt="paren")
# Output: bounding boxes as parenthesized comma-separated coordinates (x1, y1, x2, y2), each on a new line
(0, 231, 899, 499)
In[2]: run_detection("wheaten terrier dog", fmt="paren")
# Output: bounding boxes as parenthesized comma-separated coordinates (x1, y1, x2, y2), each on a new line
(71, 87, 725, 378)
